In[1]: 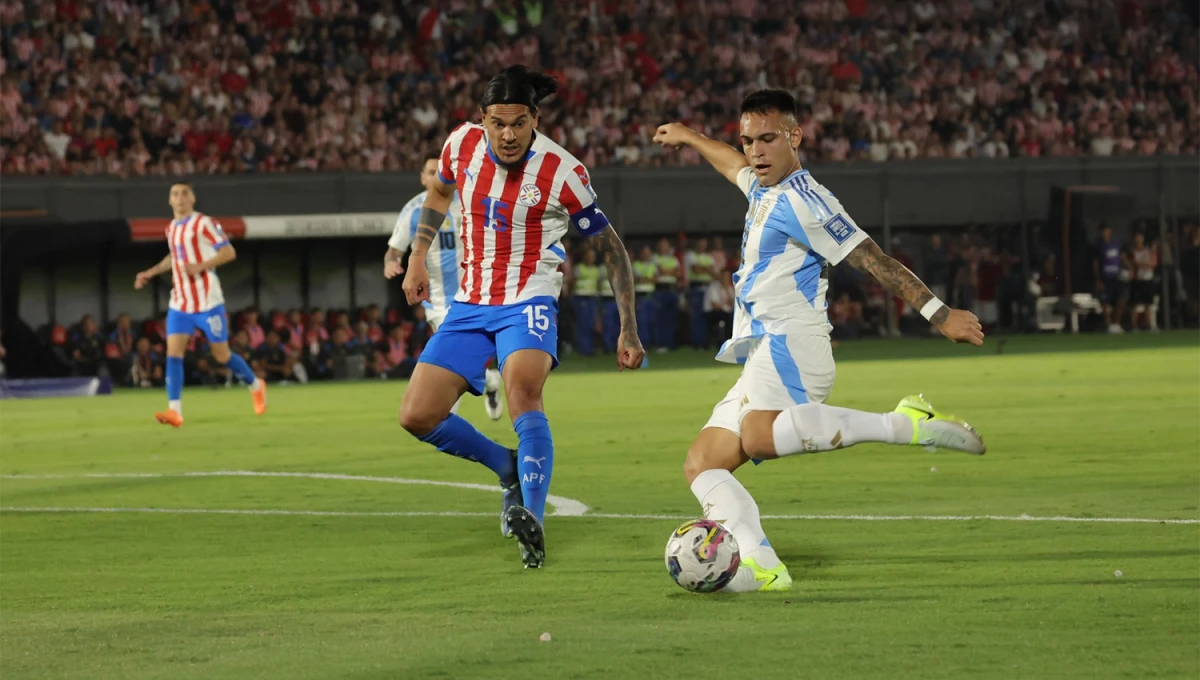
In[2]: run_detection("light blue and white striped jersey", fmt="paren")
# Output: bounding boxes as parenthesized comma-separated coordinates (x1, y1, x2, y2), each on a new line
(716, 167, 868, 364)
(388, 190, 462, 313)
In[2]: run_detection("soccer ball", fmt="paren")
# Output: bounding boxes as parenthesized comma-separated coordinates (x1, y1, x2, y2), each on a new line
(664, 519, 741, 593)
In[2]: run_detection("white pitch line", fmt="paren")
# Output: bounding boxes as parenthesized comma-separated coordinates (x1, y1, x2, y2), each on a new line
(0, 506, 1196, 525)
(0, 471, 590, 517)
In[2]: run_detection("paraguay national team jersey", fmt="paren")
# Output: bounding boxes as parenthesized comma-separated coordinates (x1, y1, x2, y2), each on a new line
(716, 167, 868, 364)
(167, 212, 230, 313)
(389, 189, 462, 312)
(438, 122, 609, 306)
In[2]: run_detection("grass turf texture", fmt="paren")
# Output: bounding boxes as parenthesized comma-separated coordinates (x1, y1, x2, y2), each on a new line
(2, 333, 1198, 679)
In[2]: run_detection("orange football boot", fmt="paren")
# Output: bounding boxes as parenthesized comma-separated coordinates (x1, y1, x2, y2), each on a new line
(251, 381, 268, 415)
(155, 409, 183, 428)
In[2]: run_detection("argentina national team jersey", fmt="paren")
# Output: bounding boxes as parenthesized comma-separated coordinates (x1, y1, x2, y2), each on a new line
(716, 167, 869, 364)
(389, 189, 462, 313)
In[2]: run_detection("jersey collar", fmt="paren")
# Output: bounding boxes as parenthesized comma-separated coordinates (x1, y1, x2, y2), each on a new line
(172, 213, 194, 227)
(485, 131, 538, 165)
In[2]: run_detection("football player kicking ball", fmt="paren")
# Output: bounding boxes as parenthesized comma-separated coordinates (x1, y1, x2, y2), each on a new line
(401, 66, 644, 569)
(654, 89, 986, 593)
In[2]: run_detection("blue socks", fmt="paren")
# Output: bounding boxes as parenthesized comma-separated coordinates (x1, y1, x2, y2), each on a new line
(514, 411, 554, 522)
(166, 356, 183, 401)
(419, 414, 516, 483)
(224, 353, 258, 386)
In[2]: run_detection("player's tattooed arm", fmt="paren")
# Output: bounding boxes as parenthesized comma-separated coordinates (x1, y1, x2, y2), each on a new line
(844, 239, 950, 326)
(593, 226, 638, 332)
(592, 225, 646, 369)
(411, 208, 445, 257)
(384, 247, 404, 263)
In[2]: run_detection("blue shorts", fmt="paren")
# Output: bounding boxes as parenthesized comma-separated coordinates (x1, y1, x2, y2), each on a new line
(166, 305, 230, 343)
(419, 296, 559, 395)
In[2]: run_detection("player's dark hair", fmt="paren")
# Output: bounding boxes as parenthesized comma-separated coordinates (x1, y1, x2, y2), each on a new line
(740, 89, 800, 121)
(480, 65, 559, 113)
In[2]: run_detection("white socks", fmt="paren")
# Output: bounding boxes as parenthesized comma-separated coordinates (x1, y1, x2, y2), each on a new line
(690, 469, 780, 593)
(485, 368, 502, 392)
(168, 399, 182, 414)
(772, 403, 912, 456)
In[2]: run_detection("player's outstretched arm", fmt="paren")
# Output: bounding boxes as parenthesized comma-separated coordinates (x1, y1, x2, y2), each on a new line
(653, 123, 749, 186)
(402, 182, 454, 304)
(843, 239, 984, 346)
(135, 255, 171, 289)
(592, 226, 646, 371)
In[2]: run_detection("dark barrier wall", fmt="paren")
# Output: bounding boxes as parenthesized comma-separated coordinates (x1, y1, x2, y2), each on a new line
(3, 157, 1196, 233)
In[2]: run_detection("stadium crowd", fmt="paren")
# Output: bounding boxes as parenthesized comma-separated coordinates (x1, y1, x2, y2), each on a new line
(41, 219, 1198, 387)
(1, 0, 1197, 176)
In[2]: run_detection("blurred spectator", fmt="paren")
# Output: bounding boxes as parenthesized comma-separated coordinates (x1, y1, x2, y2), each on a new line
(408, 306, 433, 358)
(349, 320, 378, 376)
(705, 269, 735, 345)
(107, 312, 137, 379)
(685, 236, 718, 349)
(285, 309, 306, 354)
(830, 292, 866, 340)
(129, 337, 164, 388)
(376, 325, 417, 379)
(632, 244, 657, 350)
(572, 247, 600, 356)
(242, 309, 266, 349)
(363, 304, 385, 342)
(1094, 224, 1132, 333)
(69, 315, 105, 377)
(1130, 231, 1160, 330)
(924, 234, 950, 303)
(255, 329, 305, 383)
(653, 237, 683, 352)
(320, 328, 352, 380)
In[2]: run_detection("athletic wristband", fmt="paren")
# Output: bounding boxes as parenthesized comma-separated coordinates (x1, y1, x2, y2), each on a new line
(919, 298, 947, 322)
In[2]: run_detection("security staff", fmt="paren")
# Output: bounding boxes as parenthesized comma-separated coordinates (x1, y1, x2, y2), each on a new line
(653, 237, 682, 351)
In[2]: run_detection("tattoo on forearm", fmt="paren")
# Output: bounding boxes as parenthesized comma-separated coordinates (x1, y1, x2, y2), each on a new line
(413, 207, 446, 253)
(592, 226, 639, 335)
(385, 247, 403, 262)
(844, 240, 949, 325)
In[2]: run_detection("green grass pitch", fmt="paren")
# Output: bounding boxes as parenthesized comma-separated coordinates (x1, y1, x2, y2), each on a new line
(2, 333, 1198, 679)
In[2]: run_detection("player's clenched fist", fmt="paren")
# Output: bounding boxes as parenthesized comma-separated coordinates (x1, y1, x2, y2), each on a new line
(935, 308, 985, 346)
(653, 123, 697, 148)
(402, 260, 430, 305)
(616, 332, 645, 372)
(384, 260, 404, 279)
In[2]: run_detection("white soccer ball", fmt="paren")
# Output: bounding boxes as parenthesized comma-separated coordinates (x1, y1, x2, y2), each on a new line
(664, 519, 741, 593)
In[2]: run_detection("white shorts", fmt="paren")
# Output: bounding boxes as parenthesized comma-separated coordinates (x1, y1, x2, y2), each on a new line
(704, 334, 836, 437)
(426, 304, 449, 332)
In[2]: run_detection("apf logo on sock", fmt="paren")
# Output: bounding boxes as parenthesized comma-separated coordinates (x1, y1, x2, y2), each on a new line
(522, 472, 546, 484)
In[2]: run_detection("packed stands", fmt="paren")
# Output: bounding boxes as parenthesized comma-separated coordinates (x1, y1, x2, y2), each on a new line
(1, 0, 1196, 176)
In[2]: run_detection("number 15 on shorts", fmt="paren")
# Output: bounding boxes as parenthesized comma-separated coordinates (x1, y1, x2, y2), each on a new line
(523, 304, 552, 340)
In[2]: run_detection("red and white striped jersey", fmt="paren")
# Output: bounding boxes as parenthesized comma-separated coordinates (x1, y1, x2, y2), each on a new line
(166, 212, 230, 313)
(438, 122, 609, 306)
